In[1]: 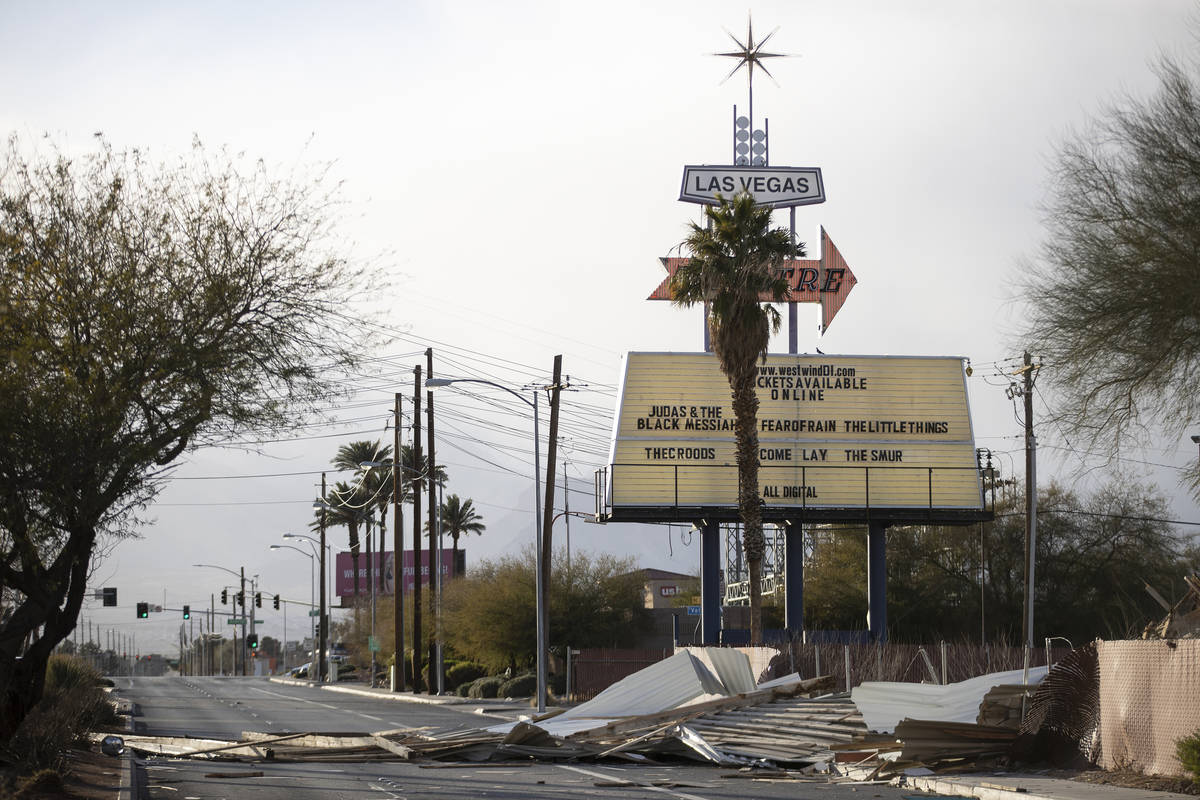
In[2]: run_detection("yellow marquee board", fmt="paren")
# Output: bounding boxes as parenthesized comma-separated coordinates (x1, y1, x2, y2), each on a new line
(607, 352, 984, 510)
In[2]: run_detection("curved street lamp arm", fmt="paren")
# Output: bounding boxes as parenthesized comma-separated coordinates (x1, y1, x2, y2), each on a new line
(425, 377, 534, 409)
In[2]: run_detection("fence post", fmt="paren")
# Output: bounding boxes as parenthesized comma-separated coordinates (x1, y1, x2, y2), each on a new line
(844, 645, 851, 692)
(940, 640, 947, 685)
(566, 648, 573, 704)
(814, 644, 821, 679)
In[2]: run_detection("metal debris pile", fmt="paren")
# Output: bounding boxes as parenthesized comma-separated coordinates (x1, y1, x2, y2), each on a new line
(1142, 573, 1200, 639)
(110, 649, 871, 769)
(831, 665, 1050, 780)
(108, 648, 1066, 778)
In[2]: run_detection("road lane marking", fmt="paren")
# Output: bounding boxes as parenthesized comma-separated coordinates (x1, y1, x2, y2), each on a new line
(555, 764, 711, 800)
(248, 687, 338, 709)
(358, 713, 383, 721)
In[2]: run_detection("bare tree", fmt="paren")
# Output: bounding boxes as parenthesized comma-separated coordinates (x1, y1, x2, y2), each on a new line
(0, 136, 372, 742)
(1022, 52, 1200, 496)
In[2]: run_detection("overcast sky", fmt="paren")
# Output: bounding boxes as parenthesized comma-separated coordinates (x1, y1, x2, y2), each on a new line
(4, 0, 1198, 656)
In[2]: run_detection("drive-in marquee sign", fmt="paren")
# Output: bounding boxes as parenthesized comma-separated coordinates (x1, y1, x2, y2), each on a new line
(679, 165, 825, 207)
(605, 352, 984, 513)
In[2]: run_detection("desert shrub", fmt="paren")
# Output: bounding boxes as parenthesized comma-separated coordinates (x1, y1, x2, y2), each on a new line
(498, 673, 537, 698)
(446, 662, 487, 690)
(456, 681, 473, 697)
(13, 768, 64, 797)
(467, 676, 504, 699)
(1178, 728, 1200, 784)
(2, 656, 118, 773)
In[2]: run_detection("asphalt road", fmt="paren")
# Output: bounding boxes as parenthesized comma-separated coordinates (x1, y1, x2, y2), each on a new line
(115, 676, 931, 800)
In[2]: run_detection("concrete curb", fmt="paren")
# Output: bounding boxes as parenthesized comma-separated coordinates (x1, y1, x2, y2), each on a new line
(903, 775, 1057, 800)
(117, 700, 138, 800)
(267, 676, 469, 705)
(900, 773, 1198, 800)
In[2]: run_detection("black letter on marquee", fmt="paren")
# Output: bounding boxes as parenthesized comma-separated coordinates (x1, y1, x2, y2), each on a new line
(822, 268, 845, 293)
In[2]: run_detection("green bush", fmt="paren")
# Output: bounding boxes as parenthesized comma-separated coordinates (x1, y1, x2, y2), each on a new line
(467, 676, 504, 699)
(446, 662, 487, 690)
(44, 654, 103, 693)
(1177, 728, 1200, 784)
(456, 681, 473, 697)
(498, 673, 537, 698)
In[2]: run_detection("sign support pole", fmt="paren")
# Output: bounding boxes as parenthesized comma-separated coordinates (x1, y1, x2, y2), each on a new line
(867, 523, 888, 643)
(784, 521, 804, 635)
(789, 206, 798, 354)
(700, 521, 721, 644)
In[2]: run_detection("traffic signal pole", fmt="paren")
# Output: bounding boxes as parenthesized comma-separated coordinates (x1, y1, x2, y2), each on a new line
(240, 566, 247, 676)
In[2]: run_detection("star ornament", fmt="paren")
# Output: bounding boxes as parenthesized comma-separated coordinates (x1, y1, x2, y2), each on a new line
(715, 17, 788, 86)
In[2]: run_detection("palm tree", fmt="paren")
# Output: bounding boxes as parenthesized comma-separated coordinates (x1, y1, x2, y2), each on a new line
(437, 494, 485, 577)
(668, 191, 802, 645)
(309, 484, 366, 624)
(333, 440, 393, 593)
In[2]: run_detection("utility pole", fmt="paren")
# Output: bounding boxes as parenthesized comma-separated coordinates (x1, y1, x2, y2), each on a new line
(1021, 351, 1038, 650)
(426, 347, 438, 694)
(539, 355, 564, 710)
(319, 471, 328, 684)
(392, 392, 405, 691)
(563, 460, 571, 575)
(411, 364, 423, 693)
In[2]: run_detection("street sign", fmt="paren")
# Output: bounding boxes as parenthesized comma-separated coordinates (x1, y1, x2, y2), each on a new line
(227, 618, 246, 625)
(679, 165, 825, 208)
(649, 227, 857, 332)
(367, 636, 380, 653)
(686, 605, 702, 616)
(308, 609, 320, 617)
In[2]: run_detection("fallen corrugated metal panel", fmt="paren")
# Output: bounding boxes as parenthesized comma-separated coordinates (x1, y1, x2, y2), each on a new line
(850, 666, 1049, 733)
(680, 693, 866, 765)
(757, 671, 801, 689)
(537, 650, 727, 727)
(559, 675, 836, 741)
(679, 646, 757, 694)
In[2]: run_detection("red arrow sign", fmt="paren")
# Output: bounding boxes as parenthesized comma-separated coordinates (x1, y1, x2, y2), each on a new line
(648, 227, 857, 332)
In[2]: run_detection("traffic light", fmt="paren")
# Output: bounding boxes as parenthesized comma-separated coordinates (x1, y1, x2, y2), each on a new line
(254, 592, 262, 608)
(247, 633, 259, 650)
(102, 587, 117, 607)
(221, 589, 228, 605)
(136, 602, 148, 619)
(237, 591, 244, 607)
(272, 594, 280, 610)
(182, 605, 190, 620)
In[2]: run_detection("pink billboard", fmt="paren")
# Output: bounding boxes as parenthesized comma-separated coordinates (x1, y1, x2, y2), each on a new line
(334, 550, 457, 598)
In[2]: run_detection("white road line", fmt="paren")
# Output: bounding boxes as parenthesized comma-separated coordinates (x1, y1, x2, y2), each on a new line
(555, 764, 712, 800)
(249, 687, 338, 709)
(358, 713, 383, 721)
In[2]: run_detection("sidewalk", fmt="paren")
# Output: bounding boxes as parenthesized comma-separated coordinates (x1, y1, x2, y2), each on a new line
(901, 772, 1196, 800)
(267, 675, 541, 713)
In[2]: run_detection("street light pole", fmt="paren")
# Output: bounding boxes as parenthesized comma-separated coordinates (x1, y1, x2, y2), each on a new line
(271, 544, 315, 671)
(193, 563, 247, 676)
(393, 392, 405, 691)
(289, 528, 330, 682)
(425, 376, 548, 713)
